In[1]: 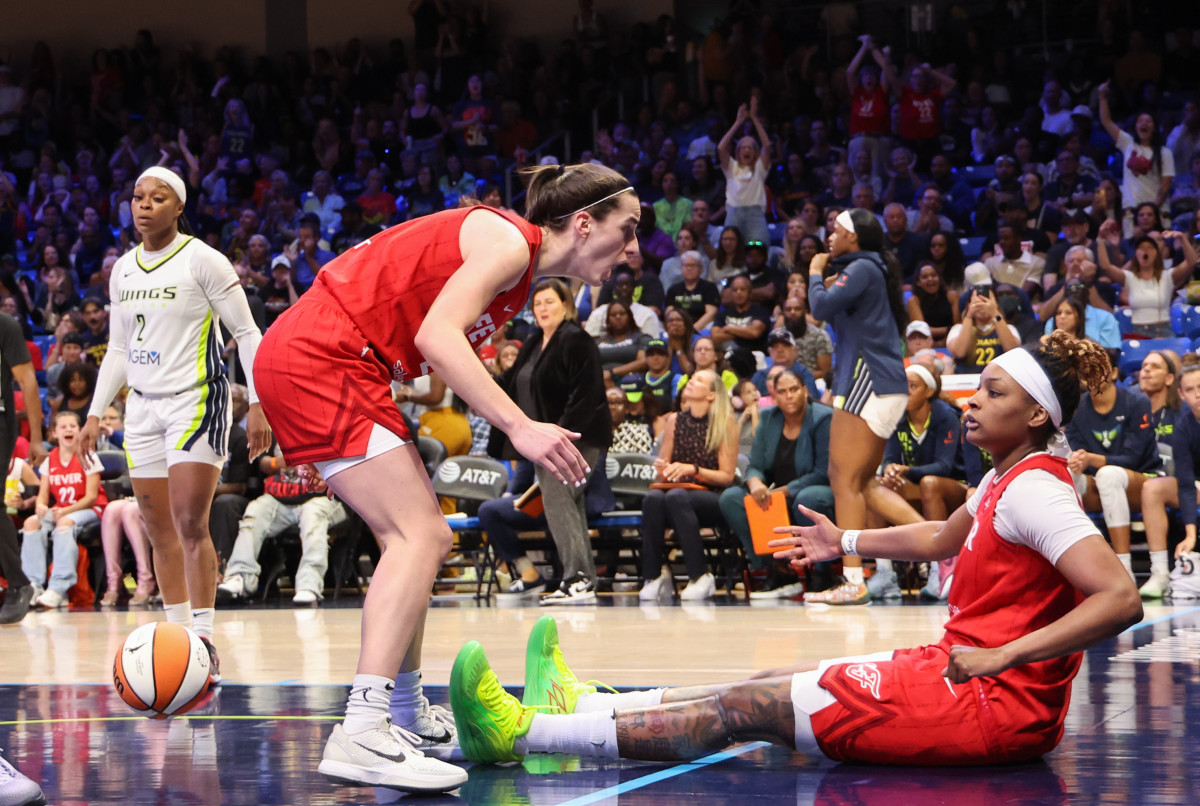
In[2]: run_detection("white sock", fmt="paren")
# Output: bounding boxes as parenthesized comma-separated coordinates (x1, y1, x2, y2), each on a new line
(191, 608, 215, 641)
(1116, 553, 1134, 581)
(163, 601, 193, 629)
(844, 566, 865, 586)
(1150, 550, 1168, 577)
(515, 710, 620, 759)
(575, 688, 666, 713)
(873, 559, 894, 574)
(344, 673, 394, 735)
(388, 670, 425, 725)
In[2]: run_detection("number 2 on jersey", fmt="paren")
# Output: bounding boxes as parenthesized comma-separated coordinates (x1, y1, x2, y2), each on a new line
(135, 314, 146, 342)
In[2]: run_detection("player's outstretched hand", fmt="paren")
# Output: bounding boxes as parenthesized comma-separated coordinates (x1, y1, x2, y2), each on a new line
(942, 644, 1011, 684)
(246, 403, 273, 459)
(296, 463, 328, 494)
(79, 415, 101, 457)
(511, 419, 588, 486)
(768, 504, 843, 569)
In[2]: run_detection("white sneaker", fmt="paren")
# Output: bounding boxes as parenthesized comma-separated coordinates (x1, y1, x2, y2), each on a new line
(749, 575, 806, 600)
(638, 567, 672, 602)
(680, 572, 715, 601)
(34, 588, 64, 609)
(866, 569, 901, 600)
(396, 702, 463, 761)
(0, 749, 45, 806)
(292, 590, 321, 605)
(1139, 571, 1170, 599)
(216, 575, 247, 603)
(318, 716, 467, 793)
(539, 573, 597, 606)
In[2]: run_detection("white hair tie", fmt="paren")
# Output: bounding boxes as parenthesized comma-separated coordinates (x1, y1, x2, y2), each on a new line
(137, 167, 186, 205)
(554, 186, 634, 220)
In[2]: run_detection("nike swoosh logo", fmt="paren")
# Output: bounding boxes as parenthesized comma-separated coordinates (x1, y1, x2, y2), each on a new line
(504, 305, 514, 312)
(419, 729, 452, 744)
(125, 642, 148, 653)
(362, 745, 408, 764)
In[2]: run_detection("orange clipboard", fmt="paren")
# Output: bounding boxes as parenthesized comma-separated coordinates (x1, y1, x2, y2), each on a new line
(746, 488, 790, 555)
(514, 482, 544, 518)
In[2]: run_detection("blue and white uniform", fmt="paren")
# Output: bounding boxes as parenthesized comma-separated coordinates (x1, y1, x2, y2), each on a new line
(88, 232, 263, 476)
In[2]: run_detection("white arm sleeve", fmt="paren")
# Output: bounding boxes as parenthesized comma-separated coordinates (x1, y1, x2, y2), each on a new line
(194, 251, 263, 404)
(208, 284, 263, 404)
(87, 269, 130, 419)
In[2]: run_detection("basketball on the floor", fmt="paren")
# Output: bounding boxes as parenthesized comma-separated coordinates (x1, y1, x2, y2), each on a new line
(113, 622, 212, 719)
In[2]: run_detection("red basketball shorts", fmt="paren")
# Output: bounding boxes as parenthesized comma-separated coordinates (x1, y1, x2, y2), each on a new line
(804, 644, 1063, 766)
(254, 293, 411, 465)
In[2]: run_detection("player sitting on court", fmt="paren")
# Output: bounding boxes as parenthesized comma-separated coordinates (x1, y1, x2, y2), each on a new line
(20, 411, 109, 609)
(450, 332, 1144, 768)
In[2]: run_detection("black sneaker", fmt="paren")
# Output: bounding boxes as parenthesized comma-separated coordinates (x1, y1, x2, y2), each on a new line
(496, 576, 545, 599)
(200, 637, 222, 685)
(0, 585, 34, 625)
(749, 568, 806, 600)
(538, 573, 597, 606)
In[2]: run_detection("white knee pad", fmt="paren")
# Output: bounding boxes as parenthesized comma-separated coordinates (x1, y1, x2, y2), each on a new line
(1094, 465, 1131, 528)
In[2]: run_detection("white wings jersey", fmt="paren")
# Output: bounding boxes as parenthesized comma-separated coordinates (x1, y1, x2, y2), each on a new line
(109, 233, 237, 396)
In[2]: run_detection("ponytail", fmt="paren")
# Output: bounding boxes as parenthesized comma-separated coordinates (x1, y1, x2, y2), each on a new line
(1030, 331, 1112, 427)
(522, 163, 634, 230)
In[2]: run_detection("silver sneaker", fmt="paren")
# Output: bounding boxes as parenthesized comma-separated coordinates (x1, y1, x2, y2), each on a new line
(318, 715, 467, 793)
(396, 702, 464, 761)
(866, 569, 902, 600)
(0, 749, 45, 806)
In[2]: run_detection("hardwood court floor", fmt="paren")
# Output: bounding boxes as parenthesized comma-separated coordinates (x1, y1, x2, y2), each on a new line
(1, 596, 1198, 804)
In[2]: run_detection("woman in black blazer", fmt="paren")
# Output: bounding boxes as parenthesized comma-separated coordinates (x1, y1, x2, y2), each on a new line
(488, 278, 612, 604)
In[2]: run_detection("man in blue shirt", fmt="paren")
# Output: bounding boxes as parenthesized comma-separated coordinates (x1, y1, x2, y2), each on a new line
(751, 329, 820, 401)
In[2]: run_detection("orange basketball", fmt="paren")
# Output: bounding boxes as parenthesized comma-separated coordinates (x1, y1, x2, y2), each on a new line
(113, 622, 212, 719)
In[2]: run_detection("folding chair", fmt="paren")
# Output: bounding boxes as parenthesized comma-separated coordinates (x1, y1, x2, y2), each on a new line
(431, 456, 510, 598)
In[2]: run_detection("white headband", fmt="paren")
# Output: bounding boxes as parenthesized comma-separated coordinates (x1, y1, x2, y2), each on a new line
(991, 348, 1062, 427)
(835, 209, 856, 234)
(137, 167, 186, 205)
(906, 364, 937, 391)
(555, 186, 634, 220)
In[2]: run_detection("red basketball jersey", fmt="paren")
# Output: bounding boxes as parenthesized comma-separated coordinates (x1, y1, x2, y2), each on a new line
(849, 85, 890, 136)
(898, 87, 944, 141)
(939, 453, 1084, 745)
(41, 448, 108, 515)
(311, 206, 540, 384)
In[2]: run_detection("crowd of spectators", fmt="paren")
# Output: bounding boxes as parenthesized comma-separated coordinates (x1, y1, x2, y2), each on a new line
(3, 1, 1200, 605)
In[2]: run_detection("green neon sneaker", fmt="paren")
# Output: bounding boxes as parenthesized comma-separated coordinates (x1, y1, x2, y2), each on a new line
(449, 641, 534, 764)
(522, 616, 599, 714)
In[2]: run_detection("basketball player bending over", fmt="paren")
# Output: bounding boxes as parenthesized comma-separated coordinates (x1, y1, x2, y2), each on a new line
(452, 331, 1143, 767)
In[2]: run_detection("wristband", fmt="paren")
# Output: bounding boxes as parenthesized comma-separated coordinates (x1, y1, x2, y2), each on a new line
(693, 463, 700, 476)
(840, 529, 861, 556)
